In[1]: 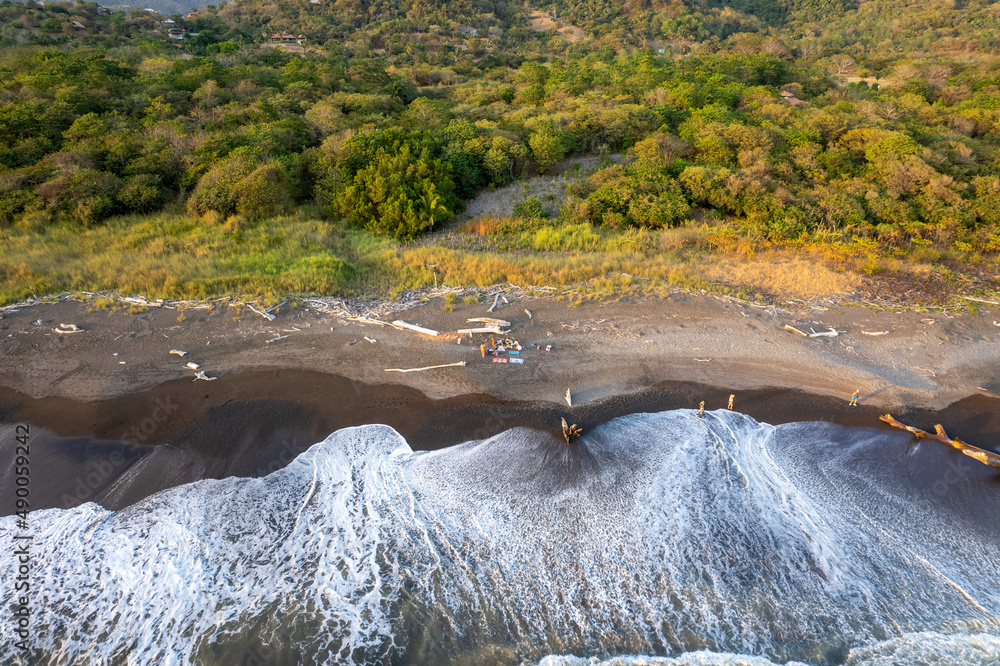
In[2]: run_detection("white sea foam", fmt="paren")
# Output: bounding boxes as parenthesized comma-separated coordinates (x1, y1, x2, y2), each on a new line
(538, 631, 1000, 665)
(1, 410, 998, 665)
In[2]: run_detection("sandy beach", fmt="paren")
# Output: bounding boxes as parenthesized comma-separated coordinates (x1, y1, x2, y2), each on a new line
(3, 290, 1000, 512)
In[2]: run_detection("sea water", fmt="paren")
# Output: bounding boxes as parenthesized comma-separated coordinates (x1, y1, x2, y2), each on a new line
(1, 410, 998, 665)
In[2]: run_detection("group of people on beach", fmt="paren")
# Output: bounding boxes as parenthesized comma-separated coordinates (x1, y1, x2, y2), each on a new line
(480, 336, 522, 358)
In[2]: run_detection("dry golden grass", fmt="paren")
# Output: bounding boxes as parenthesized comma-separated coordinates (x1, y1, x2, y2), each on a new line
(0, 213, 360, 305)
(2, 210, 902, 307)
(704, 255, 861, 299)
(659, 225, 713, 251)
(464, 215, 510, 235)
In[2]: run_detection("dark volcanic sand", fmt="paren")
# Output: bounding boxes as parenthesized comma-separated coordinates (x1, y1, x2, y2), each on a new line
(3, 370, 999, 515)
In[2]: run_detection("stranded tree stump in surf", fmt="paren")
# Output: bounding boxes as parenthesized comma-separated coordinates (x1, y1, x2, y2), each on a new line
(880, 414, 1000, 468)
(561, 417, 582, 445)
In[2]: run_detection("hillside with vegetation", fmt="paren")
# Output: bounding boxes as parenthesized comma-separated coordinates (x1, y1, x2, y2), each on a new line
(1, 0, 999, 306)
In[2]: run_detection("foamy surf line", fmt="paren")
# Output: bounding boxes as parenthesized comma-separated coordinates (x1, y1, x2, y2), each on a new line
(2, 410, 998, 665)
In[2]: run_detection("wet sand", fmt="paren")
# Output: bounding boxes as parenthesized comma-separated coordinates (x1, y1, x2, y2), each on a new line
(3, 293, 1000, 514)
(3, 369, 999, 514)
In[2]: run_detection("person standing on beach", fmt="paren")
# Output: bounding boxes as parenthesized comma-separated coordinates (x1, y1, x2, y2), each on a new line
(850, 390, 860, 407)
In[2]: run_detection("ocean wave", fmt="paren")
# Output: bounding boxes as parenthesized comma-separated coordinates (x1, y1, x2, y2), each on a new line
(538, 631, 1000, 665)
(2, 410, 998, 665)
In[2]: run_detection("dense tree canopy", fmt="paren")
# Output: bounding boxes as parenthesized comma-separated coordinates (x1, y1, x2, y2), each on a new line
(0, 0, 997, 256)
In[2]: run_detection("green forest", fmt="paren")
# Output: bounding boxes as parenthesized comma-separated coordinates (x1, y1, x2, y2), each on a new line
(1, 0, 999, 305)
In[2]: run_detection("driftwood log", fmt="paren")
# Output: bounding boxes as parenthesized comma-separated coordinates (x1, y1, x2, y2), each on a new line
(880, 414, 1000, 468)
(392, 320, 440, 336)
(467, 318, 511, 326)
(457, 326, 508, 335)
(384, 361, 466, 373)
(783, 324, 808, 337)
(561, 417, 582, 445)
(488, 293, 501, 313)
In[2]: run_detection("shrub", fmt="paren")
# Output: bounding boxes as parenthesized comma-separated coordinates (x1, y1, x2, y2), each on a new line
(187, 154, 292, 220)
(514, 196, 545, 219)
(117, 174, 166, 213)
(35, 168, 121, 225)
(587, 166, 690, 228)
(0, 190, 42, 227)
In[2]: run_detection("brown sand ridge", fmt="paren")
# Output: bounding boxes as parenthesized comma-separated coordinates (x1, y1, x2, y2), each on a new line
(3, 291, 999, 410)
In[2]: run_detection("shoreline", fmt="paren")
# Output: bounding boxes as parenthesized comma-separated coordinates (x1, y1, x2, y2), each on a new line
(3, 369, 999, 515)
(4, 291, 1000, 513)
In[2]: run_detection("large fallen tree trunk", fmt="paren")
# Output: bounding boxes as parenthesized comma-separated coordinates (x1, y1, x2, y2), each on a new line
(392, 320, 439, 336)
(467, 318, 511, 326)
(457, 326, 508, 335)
(880, 414, 1000, 468)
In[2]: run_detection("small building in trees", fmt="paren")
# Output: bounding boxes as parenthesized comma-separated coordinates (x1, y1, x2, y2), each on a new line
(167, 28, 186, 39)
(268, 32, 304, 43)
(780, 90, 805, 106)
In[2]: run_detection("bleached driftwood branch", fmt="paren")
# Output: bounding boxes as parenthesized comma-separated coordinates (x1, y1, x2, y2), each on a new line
(808, 327, 839, 338)
(467, 318, 511, 326)
(392, 321, 439, 336)
(457, 326, 509, 335)
(962, 296, 1000, 306)
(347, 316, 389, 327)
(246, 304, 276, 321)
(384, 361, 466, 373)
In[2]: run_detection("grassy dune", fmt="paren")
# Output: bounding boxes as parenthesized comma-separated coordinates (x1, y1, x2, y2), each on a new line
(0, 213, 361, 305)
(1, 210, 869, 306)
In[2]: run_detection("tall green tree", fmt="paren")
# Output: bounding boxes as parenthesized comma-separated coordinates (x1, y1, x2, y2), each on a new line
(335, 143, 456, 240)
